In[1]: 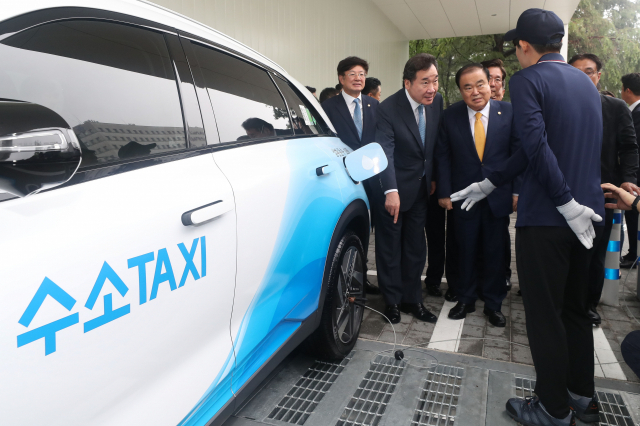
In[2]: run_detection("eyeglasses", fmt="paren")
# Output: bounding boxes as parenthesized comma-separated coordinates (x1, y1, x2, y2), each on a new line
(489, 77, 503, 84)
(346, 72, 367, 79)
(584, 70, 598, 77)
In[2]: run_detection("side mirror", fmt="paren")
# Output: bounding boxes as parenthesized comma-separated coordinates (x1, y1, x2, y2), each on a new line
(343, 142, 388, 182)
(0, 101, 81, 197)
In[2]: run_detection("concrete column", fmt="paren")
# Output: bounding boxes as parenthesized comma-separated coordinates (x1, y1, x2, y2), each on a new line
(561, 23, 569, 61)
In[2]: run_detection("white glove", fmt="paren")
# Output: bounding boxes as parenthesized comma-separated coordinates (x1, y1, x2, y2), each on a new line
(556, 199, 603, 249)
(450, 178, 497, 211)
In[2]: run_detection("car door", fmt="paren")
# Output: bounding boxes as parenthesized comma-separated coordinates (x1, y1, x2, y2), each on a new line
(0, 19, 236, 426)
(183, 39, 349, 394)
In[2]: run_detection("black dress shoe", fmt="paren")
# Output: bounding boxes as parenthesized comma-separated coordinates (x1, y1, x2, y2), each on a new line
(588, 304, 601, 325)
(448, 302, 475, 320)
(365, 279, 381, 295)
(444, 289, 458, 302)
(621, 254, 638, 269)
(516, 289, 522, 297)
(384, 304, 401, 324)
(506, 278, 512, 292)
(483, 308, 506, 327)
(426, 284, 442, 297)
(400, 303, 437, 323)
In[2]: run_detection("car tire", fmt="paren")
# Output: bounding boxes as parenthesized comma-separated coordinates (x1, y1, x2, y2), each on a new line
(307, 230, 365, 360)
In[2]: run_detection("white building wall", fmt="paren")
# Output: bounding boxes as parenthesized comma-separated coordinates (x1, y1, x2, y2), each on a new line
(149, 0, 409, 100)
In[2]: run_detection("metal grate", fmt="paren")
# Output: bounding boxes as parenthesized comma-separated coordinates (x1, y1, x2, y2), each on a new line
(514, 376, 635, 426)
(335, 354, 406, 426)
(514, 375, 536, 398)
(268, 352, 355, 425)
(411, 363, 464, 426)
(596, 391, 634, 426)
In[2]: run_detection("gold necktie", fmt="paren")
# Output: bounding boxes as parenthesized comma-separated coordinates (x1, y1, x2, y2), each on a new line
(474, 112, 486, 161)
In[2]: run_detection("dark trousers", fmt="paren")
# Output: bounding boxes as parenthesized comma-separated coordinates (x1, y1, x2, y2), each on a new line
(622, 330, 640, 379)
(516, 226, 603, 418)
(373, 181, 428, 305)
(588, 207, 614, 306)
(472, 213, 513, 297)
(625, 209, 638, 258)
(425, 196, 458, 291)
(454, 200, 507, 311)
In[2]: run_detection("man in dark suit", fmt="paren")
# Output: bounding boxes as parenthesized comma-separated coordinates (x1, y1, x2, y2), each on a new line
(322, 57, 379, 152)
(373, 53, 442, 324)
(322, 56, 380, 295)
(436, 64, 519, 327)
(621, 72, 640, 269)
(452, 10, 604, 424)
(570, 55, 639, 325)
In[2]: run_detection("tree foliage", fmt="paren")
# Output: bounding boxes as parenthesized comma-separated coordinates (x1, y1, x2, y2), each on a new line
(410, 35, 519, 107)
(569, 0, 640, 94)
(410, 0, 640, 105)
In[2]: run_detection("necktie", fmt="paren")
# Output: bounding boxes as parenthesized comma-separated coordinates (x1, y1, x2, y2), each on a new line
(353, 98, 363, 139)
(474, 112, 486, 161)
(418, 105, 426, 145)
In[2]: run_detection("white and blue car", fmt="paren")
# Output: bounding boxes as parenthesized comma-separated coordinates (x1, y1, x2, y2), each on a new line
(0, 2, 387, 425)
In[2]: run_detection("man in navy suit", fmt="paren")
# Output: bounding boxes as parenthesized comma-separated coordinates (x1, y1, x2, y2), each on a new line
(620, 73, 640, 269)
(436, 64, 519, 327)
(373, 53, 442, 324)
(452, 9, 604, 425)
(322, 56, 380, 295)
(322, 57, 379, 152)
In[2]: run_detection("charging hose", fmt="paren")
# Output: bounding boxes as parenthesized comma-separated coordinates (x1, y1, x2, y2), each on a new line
(362, 283, 635, 369)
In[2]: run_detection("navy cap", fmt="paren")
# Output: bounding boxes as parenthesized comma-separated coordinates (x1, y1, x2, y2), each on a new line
(504, 8, 564, 45)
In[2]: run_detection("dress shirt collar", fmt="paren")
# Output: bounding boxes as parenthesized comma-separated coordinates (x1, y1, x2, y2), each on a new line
(467, 100, 491, 121)
(629, 99, 640, 112)
(405, 89, 422, 113)
(342, 90, 362, 106)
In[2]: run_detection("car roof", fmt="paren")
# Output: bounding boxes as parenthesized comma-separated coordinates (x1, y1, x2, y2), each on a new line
(0, 0, 337, 133)
(1, 0, 285, 74)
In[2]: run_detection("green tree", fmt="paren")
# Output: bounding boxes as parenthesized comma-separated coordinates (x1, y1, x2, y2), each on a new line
(410, 35, 519, 107)
(569, 0, 640, 94)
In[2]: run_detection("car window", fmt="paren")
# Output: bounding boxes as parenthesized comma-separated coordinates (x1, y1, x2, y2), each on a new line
(272, 75, 332, 136)
(0, 20, 186, 167)
(188, 42, 292, 143)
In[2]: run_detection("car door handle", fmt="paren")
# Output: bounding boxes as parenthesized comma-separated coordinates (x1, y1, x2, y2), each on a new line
(316, 164, 335, 176)
(182, 200, 232, 226)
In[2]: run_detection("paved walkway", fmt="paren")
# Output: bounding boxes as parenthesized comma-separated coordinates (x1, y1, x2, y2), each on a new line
(361, 213, 640, 384)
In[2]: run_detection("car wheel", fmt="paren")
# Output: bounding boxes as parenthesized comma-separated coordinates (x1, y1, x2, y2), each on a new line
(307, 230, 365, 360)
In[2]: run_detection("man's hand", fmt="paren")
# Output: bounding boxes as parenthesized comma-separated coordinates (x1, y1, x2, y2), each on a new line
(556, 198, 603, 249)
(438, 198, 453, 210)
(385, 192, 401, 224)
(430, 181, 436, 196)
(512, 195, 518, 212)
(621, 182, 640, 196)
(602, 183, 635, 210)
(450, 178, 497, 211)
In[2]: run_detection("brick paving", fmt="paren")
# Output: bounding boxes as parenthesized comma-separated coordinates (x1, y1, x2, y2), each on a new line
(360, 213, 640, 383)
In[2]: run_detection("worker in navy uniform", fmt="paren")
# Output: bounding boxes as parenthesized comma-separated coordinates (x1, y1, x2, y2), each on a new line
(452, 9, 604, 425)
(373, 53, 442, 324)
(569, 54, 639, 325)
(481, 58, 515, 295)
(620, 72, 640, 269)
(322, 56, 380, 295)
(436, 63, 520, 328)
